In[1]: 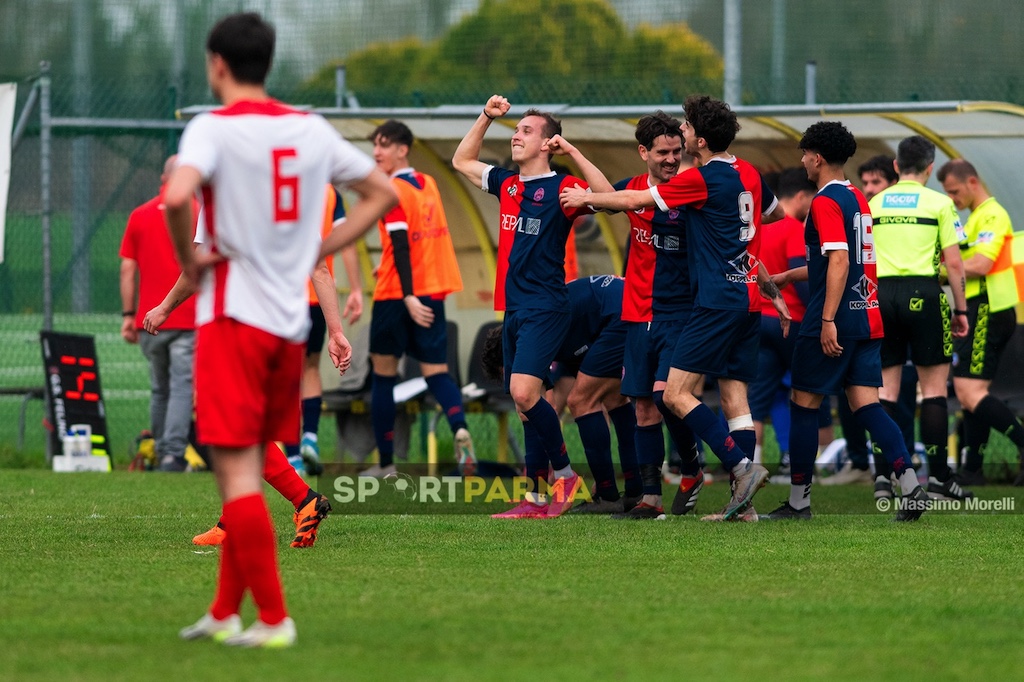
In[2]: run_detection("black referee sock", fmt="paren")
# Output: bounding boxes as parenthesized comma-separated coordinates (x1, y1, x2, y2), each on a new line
(919, 396, 950, 480)
(974, 394, 1024, 450)
(961, 409, 988, 473)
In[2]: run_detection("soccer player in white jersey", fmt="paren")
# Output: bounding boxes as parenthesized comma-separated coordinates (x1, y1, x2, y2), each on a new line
(168, 13, 396, 649)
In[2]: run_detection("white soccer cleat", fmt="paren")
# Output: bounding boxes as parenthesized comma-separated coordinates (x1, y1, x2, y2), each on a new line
(454, 427, 478, 476)
(179, 613, 242, 642)
(222, 617, 297, 649)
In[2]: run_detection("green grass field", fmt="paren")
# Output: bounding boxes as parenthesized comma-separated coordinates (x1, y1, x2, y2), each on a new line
(2, 470, 1022, 681)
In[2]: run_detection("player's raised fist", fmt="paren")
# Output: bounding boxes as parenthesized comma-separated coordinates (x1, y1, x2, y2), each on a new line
(484, 95, 510, 119)
(547, 134, 576, 156)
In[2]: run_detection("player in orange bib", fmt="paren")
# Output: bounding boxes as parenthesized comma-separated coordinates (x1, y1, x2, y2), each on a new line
(360, 120, 477, 478)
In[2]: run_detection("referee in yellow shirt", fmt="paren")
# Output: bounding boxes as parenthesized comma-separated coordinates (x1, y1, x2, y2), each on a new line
(870, 136, 972, 501)
(938, 158, 1024, 487)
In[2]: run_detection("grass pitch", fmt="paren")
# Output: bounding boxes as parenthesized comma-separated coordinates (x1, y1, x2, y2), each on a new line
(2, 470, 1022, 681)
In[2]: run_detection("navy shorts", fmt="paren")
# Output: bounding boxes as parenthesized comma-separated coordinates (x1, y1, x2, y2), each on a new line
(790, 336, 883, 396)
(671, 308, 760, 382)
(748, 316, 799, 420)
(306, 304, 326, 356)
(369, 297, 449, 364)
(621, 318, 688, 397)
(574, 321, 628, 379)
(503, 309, 571, 392)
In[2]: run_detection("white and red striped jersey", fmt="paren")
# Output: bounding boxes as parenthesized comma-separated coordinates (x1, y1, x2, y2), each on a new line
(176, 99, 375, 341)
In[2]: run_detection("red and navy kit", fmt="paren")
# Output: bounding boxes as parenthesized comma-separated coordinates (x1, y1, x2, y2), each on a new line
(616, 175, 693, 321)
(650, 156, 777, 312)
(557, 275, 627, 368)
(801, 180, 884, 341)
(484, 167, 592, 311)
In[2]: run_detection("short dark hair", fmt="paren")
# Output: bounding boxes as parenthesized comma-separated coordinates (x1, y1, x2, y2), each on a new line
(370, 119, 414, 148)
(799, 121, 857, 165)
(635, 111, 683, 149)
(895, 135, 935, 174)
(857, 155, 897, 183)
(522, 108, 561, 140)
(776, 167, 816, 199)
(936, 158, 979, 184)
(480, 325, 504, 381)
(206, 13, 275, 86)
(683, 95, 739, 153)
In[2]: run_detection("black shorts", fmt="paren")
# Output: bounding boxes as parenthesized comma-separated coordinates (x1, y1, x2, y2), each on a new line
(369, 297, 449, 364)
(878, 276, 951, 368)
(306, 304, 326, 356)
(952, 298, 1017, 380)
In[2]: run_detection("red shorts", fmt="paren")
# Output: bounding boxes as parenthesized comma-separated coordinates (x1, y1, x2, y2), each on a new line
(194, 317, 304, 448)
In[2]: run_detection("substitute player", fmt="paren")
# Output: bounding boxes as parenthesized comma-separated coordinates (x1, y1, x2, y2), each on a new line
(762, 121, 930, 521)
(359, 120, 477, 478)
(452, 96, 593, 518)
(169, 12, 396, 648)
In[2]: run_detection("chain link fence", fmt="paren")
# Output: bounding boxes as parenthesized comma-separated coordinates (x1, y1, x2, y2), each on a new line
(3, 0, 1023, 466)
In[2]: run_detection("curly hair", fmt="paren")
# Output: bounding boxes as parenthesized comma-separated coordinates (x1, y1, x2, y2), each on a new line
(635, 110, 683, 150)
(857, 154, 897, 183)
(799, 121, 857, 165)
(682, 95, 740, 153)
(480, 325, 504, 382)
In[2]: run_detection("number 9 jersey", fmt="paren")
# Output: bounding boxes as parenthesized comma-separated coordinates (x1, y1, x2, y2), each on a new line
(177, 100, 376, 342)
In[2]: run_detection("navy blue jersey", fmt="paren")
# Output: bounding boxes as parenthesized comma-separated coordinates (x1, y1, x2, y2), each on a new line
(557, 275, 625, 362)
(615, 176, 693, 321)
(802, 180, 884, 341)
(650, 156, 777, 312)
(483, 166, 592, 311)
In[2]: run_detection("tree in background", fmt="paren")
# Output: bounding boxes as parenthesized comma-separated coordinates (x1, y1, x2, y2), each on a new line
(298, 0, 722, 107)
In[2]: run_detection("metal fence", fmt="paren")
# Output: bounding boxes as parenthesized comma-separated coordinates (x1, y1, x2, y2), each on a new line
(4, 0, 1024, 464)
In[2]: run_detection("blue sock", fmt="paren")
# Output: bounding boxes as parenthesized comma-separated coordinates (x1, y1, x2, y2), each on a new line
(523, 422, 549, 488)
(371, 374, 397, 467)
(425, 373, 468, 433)
(301, 397, 321, 437)
(682, 403, 746, 470)
(789, 402, 819, 487)
(608, 403, 641, 497)
(523, 398, 570, 471)
(731, 429, 756, 460)
(654, 391, 700, 476)
(634, 423, 666, 495)
(854, 402, 910, 476)
(575, 411, 618, 500)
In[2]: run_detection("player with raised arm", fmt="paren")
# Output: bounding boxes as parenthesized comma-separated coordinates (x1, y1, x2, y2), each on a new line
(169, 13, 396, 648)
(560, 95, 788, 521)
(548, 113, 708, 519)
(452, 96, 593, 518)
(764, 121, 930, 521)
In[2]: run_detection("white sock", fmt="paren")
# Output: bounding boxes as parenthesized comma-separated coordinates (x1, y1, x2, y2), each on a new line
(789, 483, 811, 510)
(753, 444, 763, 464)
(731, 457, 752, 477)
(898, 468, 920, 494)
(553, 464, 574, 479)
(525, 491, 547, 505)
(302, 432, 318, 442)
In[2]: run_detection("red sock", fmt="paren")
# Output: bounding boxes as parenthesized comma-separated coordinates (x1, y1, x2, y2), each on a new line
(263, 442, 309, 508)
(223, 493, 288, 625)
(209, 506, 245, 620)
